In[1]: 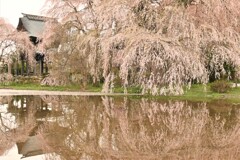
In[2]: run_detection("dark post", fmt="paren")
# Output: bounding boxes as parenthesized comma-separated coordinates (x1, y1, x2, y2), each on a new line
(8, 62, 12, 75)
(45, 63, 48, 74)
(40, 54, 44, 75)
(33, 62, 36, 75)
(26, 60, 29, 76)
(20, 53, 25, 76)
(35, 53, 44, 76)
(26, 55, 29, 76)
(21, 60, 24, 76)
(40, 59, 43, 75)
(14, 58, 18, 76)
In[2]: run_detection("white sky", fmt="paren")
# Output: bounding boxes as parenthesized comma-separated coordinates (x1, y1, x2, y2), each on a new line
(0, 0, 46, 27)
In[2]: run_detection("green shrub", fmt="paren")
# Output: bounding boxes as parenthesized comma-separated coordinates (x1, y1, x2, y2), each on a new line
(210, 80, 231, 93)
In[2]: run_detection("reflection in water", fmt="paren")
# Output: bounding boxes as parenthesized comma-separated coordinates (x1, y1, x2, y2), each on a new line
(0, 96, 240, 159)
(0, 96, 38, 156)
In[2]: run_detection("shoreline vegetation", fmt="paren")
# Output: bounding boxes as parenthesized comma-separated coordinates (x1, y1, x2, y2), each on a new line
(1, 82, 240, 104)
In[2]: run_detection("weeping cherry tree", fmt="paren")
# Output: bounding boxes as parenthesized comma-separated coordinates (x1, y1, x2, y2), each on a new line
(41, 0, 240, 95)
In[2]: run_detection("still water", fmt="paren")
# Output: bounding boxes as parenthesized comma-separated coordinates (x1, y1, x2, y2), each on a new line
(0, 95, 240, 160)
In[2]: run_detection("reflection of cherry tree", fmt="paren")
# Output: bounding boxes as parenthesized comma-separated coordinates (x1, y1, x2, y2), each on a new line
(207, 107, 240, 155)
(38, 96, 240, 159)
(0, 97, 15, 154)
(0, 96, 39, 155)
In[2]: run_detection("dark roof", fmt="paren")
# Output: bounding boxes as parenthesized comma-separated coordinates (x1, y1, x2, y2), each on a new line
(17, 136, 43, 158)
(17, 13, 50, 37)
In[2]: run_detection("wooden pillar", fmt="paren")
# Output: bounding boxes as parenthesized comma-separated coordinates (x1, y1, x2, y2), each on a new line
(21, 60, 24, 76)
(45, 63, 48, 74)
(26, 60, 29, 76)
(40, 59, 43, 75)
(8, 61, 12, 75)
(4, 64, 7, 73)
(33, 62, 36, 75)
(14, 59, 18, 76)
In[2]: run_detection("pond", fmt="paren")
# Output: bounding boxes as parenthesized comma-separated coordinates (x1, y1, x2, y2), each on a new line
(0, 95, 240, 160)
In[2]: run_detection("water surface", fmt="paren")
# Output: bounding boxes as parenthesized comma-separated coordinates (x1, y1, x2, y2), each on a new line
(0, 95, 240, 160)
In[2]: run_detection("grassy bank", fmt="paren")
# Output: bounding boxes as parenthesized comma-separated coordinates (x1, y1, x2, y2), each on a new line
(141, 84, 240, 103)
(1, 82, 240, 103)
(0, 82, 82, 91)
(165, 84, 240, 103)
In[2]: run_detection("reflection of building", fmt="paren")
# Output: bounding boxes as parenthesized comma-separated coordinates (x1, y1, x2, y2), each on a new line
(16, 13, 49, 75)
(16, 133, 63, 159)
(17, 135, 43, 158)
(1, 95, 65, 159)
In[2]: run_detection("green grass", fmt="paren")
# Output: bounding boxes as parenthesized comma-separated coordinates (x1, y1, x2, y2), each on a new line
(168, 84, 240, 103)
(113, 86, 142, 93)
(0, 82, 81, 91)
(130, 84, 240, 103)
(85, 84, 102, 92)
(1, 82, 240, 103)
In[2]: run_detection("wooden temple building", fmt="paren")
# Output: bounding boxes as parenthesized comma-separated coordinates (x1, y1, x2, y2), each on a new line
(15, 13, 49, 76)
